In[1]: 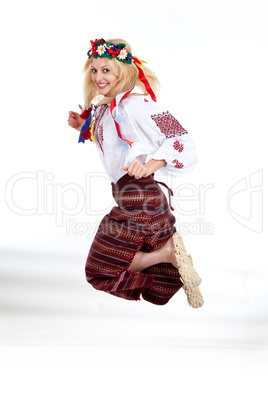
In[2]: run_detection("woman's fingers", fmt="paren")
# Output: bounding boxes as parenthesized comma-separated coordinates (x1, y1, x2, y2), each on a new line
(127, 160, 138, 176)
(124, 161, 147, 179)
(136, 166, 147, 179)
(133, 165, 143, 178)
(68, 110, 82, 129)
(67, 115, 77, 128)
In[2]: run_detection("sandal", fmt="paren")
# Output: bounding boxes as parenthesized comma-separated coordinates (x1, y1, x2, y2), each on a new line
(172, 232, 204, 308)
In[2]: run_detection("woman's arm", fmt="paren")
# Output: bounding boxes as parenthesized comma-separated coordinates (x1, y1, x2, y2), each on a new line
(123, 159, 167, 179)
(143, 159, 167, 176)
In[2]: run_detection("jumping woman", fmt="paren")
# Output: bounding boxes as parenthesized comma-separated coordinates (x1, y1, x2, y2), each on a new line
(68, 38, 204, 308)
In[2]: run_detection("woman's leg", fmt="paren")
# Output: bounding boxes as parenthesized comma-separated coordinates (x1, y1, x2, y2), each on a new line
(128, 238, 176, 273)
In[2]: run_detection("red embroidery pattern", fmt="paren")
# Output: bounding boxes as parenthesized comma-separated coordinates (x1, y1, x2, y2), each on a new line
(173, 140, 184, 152)
(97, 124, 104, 154)
(172, 159, 184, 169)
(151, 111, 188, 138)
(94, 104, 108, 131)
(94, 104, 108, 154)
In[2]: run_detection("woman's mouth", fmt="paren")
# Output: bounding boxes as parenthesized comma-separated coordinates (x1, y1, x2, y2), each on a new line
(97, 83, 109, 88)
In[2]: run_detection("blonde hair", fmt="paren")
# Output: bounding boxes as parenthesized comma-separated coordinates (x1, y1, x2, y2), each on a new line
(82, 38, 160, 108)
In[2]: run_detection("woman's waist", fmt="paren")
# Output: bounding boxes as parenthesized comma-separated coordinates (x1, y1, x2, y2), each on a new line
(112, 173, 175, 212)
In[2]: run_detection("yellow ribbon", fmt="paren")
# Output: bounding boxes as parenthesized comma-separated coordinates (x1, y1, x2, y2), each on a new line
(90, 118, 95, 143)
(132, 56, 147, 70)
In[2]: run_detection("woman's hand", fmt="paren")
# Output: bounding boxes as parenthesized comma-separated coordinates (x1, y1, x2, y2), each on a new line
(123, 159, 167, 179)
(123, 160, 149, 179)
(67, 104, 85, 131)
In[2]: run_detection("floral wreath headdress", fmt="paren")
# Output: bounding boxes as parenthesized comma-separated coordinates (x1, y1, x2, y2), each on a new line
(78, 38, 157, 148)
(87, 38, 133, 63)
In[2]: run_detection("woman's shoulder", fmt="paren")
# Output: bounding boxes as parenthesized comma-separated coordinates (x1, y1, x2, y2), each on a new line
(122, 94, 166, 114)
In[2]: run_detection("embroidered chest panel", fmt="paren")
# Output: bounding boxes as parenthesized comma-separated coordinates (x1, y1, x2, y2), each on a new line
(151, 111, 188, 138)
(94, 104, 109, 154)
(97, 124, 104, 153)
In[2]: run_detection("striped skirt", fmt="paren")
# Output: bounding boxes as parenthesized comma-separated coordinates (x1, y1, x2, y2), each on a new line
(85, 173, 183, 305)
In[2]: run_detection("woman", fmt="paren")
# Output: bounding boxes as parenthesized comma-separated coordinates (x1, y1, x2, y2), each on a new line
(68, 38, 203, 308)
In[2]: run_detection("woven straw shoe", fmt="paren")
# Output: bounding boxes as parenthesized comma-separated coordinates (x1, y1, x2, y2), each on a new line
(184, 286, 204, 309)
(172, 232, 204, 308)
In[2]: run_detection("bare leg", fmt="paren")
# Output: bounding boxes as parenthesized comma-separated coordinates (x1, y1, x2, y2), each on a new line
(128, 236, 203, 307)
(127, 238, 177, 273)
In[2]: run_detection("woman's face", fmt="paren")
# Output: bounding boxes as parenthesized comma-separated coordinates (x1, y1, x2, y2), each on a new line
(91, 58, 118, 96)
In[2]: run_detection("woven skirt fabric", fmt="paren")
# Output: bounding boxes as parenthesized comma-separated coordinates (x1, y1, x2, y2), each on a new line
(85, 173, 183, 305)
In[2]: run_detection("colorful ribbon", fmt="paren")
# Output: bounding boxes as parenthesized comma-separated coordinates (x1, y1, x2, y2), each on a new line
(110, 87, 134, 150)
(132, 56, 157, 102)
(78, 107, 95, 143)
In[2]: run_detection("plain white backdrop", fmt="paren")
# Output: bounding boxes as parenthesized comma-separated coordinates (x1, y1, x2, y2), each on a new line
(1, 0, 268, 401)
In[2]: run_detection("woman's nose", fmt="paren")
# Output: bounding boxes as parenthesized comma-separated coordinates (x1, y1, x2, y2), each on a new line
(95, 71, 104, 81)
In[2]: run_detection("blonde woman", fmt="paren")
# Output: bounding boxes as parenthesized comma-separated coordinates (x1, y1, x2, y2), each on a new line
(68, 38, 203, 308)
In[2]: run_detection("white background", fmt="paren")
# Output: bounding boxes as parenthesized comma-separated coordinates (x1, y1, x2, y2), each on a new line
(1, 0, 268, 401)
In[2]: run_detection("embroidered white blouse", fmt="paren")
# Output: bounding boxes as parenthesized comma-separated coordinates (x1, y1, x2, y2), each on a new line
(91, 95, 197, 183)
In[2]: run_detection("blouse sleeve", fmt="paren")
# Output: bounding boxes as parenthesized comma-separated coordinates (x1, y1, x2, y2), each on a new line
(120, 96, 197, 177)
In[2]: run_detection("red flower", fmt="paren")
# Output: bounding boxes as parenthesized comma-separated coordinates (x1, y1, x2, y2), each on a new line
(90, 39, 98, 47)
(107, 48, 115, 57)
(81, 127, 93, 141)
(91, 46, 98, 55)
(80, 107, 92, 120)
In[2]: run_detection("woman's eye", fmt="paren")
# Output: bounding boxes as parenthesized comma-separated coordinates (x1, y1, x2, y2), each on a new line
(91, 69, 97, 73)
(103, 69, 109, 73)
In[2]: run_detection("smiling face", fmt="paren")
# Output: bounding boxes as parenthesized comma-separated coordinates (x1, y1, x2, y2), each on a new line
(90, 58, 119, 96)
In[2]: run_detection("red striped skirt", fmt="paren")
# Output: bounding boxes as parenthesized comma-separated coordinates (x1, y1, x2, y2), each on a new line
(85, 173, 183, 305)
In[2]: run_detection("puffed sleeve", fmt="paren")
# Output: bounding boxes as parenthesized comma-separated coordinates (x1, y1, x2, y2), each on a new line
(121, 96, 197, 177)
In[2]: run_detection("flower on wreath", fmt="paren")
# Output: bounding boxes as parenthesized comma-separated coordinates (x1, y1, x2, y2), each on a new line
(107, 44, 119, 58)
(173, 140, 184, 152)
(118, 48, 128, 60)
(97, 43, 107, 56)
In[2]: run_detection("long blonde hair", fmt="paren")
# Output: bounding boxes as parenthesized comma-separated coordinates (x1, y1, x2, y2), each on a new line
(83, 38, 160, 108)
